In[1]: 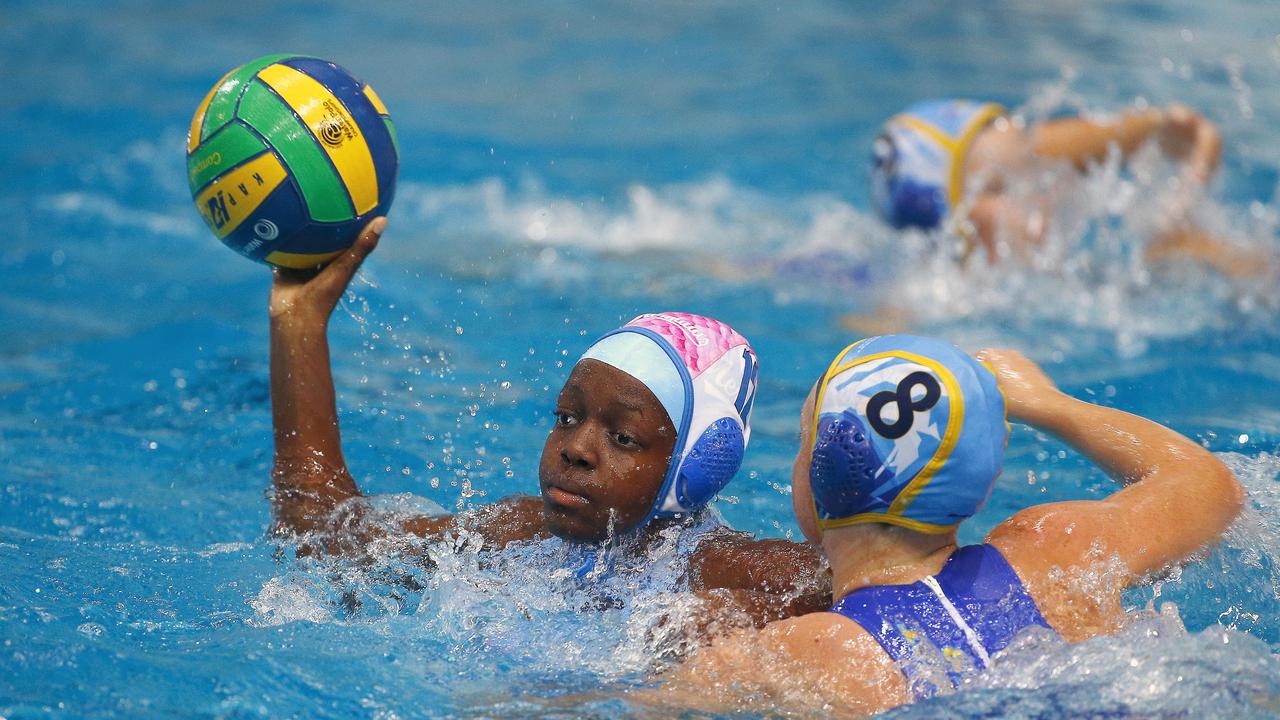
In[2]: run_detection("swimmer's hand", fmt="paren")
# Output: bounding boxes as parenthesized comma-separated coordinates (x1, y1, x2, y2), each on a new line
(1158, 104, 1221, 185)
(269, 217, 386, 327)
(975, 348, 1067, 425)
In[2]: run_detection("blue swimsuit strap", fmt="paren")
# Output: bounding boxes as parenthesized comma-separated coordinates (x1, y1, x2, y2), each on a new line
(830, 544, 1052, 697)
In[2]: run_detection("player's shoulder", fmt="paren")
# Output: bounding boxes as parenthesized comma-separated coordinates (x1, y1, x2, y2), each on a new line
(461, 494, 548, 545)
(985, 500, 1108, 576)
(762, 611, 878, 659)
(499, 494, 544, 512)
(759, 611, 909, 708)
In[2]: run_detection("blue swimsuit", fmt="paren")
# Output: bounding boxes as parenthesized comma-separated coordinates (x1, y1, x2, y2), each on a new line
(830, 544, 1053, 697)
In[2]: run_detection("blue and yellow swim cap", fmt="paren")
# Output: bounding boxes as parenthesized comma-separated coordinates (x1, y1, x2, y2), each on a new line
(807, 335, 1007, 534)
(871, 99, 1005, 230)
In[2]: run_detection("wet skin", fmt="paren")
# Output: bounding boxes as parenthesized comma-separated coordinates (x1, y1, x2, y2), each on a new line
(267, 222, 831, 628)
(539, 359, 677, 542)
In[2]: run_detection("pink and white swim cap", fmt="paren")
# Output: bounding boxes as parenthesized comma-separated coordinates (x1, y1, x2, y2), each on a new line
(579, 312, 759, 523)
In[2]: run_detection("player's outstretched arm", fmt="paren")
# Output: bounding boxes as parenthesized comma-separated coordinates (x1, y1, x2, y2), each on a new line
(268, 219, 546, 555)
(269, 218, 385, 539)
(688, 533, 832, 628)
(980, 348, 1244, 581)
(1032, 105, 1220, 182)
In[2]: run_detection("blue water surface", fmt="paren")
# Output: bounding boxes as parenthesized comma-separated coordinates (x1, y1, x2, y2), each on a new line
(3, 1, 1280, 718)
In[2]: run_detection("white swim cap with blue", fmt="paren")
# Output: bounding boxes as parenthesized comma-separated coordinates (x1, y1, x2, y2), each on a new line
(807, 335, 1007, 534)
(871, 99, 1005, 230)
(580, 312, 759, 526)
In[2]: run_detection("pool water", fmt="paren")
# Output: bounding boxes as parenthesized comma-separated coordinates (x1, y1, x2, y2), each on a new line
(3, 1, 1280, 717)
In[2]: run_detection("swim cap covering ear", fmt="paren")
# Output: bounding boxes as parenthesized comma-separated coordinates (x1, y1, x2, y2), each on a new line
(580, 312, 759, 526)
(870, 100, 1006, 231)
(808, 335, 1007, 534)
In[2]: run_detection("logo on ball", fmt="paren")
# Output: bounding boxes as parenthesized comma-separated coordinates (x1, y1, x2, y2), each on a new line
(253, 219, 279, 241)
(319, 120, 345, 148)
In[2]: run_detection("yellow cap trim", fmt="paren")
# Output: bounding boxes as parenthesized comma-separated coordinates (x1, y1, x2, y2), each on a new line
(265, 249, 345, 269)
(193, 151, 287, 238)
(818, 511, 959, 535)
(258, 64, 379, 215)
(809, 347, 966, 535)
(894, 114, 957, 152)
(947, 103, 1006, 209)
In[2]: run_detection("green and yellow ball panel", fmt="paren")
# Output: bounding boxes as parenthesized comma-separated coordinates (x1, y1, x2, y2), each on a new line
(186, 55, 398, 268)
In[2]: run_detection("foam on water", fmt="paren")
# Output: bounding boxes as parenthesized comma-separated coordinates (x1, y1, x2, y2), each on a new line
(913, 614, 1280, 719)
(243, 506, 736, 694)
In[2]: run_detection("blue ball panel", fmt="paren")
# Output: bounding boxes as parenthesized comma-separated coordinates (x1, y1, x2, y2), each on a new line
(280, 57, 399, 212)
(219, 178, 309, 262)
(273, 217, 368, 255)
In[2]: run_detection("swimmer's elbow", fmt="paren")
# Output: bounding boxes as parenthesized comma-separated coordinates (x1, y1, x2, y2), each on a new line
(268, 459, 361, 540)
(268, 486, 331, 538)
(1208, 459, 1246, 528)
(1180, 454, 1246, 539)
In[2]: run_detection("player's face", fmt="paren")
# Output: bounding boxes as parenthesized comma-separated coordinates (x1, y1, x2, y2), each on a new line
(539, 360, 676, 542)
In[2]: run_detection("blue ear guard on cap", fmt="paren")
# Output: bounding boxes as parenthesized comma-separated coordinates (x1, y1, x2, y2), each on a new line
(646, 345, 758, 526)
(810, 410, 885, 520)
(871, 133, 947, 231)
(673, 416, 747, 512)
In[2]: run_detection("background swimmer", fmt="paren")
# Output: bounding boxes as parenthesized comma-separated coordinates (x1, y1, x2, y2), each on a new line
(872, 98, 1266, 275)
(267, 218, 830, 627)
(650, 335, 1243, 715)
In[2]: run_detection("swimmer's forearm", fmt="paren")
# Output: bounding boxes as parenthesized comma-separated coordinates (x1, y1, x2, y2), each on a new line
(263, 222, 385, 539)
(1020, 393, 1244, 576)
(1032, 109, 1164, 168)
(269, 316, 360, 530)
(695, 589, 831, 631)
(1019, 394, 1199, 482)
